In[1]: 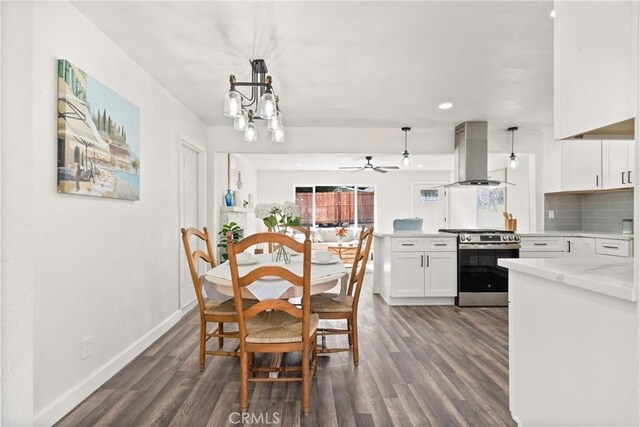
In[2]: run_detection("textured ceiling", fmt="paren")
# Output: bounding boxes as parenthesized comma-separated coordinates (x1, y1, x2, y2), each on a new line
(73, 1, 554, 130)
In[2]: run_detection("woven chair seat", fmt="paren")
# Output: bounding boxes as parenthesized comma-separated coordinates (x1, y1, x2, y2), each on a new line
(310, 293, 354, 313)
(205, 299, 254, 316)
(245, 311, 319, 344)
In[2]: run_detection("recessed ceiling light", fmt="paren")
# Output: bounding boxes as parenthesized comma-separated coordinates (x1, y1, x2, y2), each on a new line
(550, 9, 555, 18)
(417, 164, 424, 168)
(296, 164, 302, 167)
(438, 102, 453, 110)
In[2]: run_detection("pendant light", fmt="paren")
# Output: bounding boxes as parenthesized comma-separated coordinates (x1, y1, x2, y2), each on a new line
(244, 110, 258, 142)
(401, 127, 411, 166)
(233, 108, 249, 131)
(508, 126, 518, 169)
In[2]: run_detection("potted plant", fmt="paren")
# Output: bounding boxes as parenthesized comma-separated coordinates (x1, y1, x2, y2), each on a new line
(336, 227, 347, 246)
(217, 221, 243, 261)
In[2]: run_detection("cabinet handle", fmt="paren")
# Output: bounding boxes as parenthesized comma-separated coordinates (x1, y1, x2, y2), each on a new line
(596, 175, 599, 187)
(427, 255, 430, 267)
(628, 171, 632, 184)
(622, 172, 626, 185)
(420, 255, 424, 267)
(567, 241, 571, 253)
(434, 243, 447, 247)
(603, 245, 620, 250)
(401, 243, 415, 247)
(533, 243, 548, 246)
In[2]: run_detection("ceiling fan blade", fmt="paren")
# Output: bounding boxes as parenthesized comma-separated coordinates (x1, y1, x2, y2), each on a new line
(339, 166, 364, 170)
(373, 168, 388, 174)
(377, 166, 400, 170)
(350, 168, 366, 173)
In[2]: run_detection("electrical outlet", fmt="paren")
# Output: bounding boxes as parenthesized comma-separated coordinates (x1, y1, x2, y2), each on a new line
(81, 336, 92, 360)
(548, 210, 555, 219)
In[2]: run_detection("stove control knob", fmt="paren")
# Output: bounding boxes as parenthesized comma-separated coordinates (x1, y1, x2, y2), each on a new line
(509, 235, 514, 241)
(461, 235, 469, 242)
(514, 234, 520, 241)
(502, 235, 507, 241)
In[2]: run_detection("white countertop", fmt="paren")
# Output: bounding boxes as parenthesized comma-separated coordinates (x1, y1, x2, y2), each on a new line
(373, 232, 457, 238)
(499, 257, 636, 302)
(520, 231, 633, 240)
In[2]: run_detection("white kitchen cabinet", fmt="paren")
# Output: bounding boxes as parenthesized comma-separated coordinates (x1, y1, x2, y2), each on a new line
(595, 238, 633, 258)
(564, 237, 596, 258)
(554, 1, 638, 140)
(424, 252, 457, 297)
(390, 252, 425, 297)
(561, 140, 602, 191)
(390, 251, 457, 298)
(520, 236, 565, 258)
(603, 140, 635, 189)
(374, 234, 458, 305)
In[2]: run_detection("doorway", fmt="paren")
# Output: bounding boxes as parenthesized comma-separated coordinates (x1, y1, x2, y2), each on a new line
(180, 138, 206, 311)
(412, 183, 448, 232)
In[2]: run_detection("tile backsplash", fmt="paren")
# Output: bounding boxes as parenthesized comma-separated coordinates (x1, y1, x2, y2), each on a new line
(544, 190, 634, 233)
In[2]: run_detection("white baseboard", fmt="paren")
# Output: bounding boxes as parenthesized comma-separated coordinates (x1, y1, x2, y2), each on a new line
(180, 299, 197, 316)
(33, 310, 182, 426)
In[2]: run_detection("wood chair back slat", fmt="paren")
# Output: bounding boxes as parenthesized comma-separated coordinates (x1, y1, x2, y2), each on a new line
(181, 227, 217, 313)
(227, 230, 312, 345)
(347, 226, 374, 305)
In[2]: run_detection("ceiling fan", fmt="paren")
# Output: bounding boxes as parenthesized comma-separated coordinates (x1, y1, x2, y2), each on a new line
(339, 156, 400, 174)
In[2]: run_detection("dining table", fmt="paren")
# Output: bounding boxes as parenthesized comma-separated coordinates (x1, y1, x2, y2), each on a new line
(202, 252, 349, 377)
(203, 252, 349, 302)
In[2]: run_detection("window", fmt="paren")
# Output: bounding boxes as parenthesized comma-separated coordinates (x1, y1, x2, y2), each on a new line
(420, 189, 439, 203)
(294, 185, 375, 228)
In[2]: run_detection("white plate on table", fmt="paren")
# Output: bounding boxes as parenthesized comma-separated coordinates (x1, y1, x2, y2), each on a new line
(237, 258, 259, 266)
(311, 258, 340, 265)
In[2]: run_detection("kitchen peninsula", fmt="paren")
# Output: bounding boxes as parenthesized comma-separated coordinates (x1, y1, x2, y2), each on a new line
(499, 257, 638, 426)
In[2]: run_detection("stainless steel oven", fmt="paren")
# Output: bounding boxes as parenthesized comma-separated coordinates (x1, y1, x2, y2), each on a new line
(440, 229, 520, 307)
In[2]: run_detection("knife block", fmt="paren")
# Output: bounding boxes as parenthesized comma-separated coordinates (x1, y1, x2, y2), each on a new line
(505, 218, 517, 232)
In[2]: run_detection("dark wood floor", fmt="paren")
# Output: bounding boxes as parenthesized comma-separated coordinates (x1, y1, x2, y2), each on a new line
(56, 276, 513, 426)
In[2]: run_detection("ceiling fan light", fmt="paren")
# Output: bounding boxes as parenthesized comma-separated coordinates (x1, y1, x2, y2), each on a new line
(258, 92, 276, 119)
(233, 109, 249, 131)
(244, 122, 257, 142)
(223, 90, 242, 118)
(271, 127, 285, 143)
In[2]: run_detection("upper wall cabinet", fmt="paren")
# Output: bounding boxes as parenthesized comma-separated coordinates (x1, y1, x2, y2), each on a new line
(554, 1, 638, 140)
(602, 140, 635, 189)
(561, 140, 602, 191)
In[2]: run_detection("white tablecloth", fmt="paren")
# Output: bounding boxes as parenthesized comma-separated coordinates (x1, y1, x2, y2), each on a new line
(203, 253, 348, 301)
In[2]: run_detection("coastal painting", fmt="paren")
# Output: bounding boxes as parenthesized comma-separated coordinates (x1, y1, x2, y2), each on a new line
(476, 168, 506, 228)
(57, 59, 140, 200)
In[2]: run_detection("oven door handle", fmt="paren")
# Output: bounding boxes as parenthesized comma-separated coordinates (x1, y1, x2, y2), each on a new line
(458, 243, 521, 250)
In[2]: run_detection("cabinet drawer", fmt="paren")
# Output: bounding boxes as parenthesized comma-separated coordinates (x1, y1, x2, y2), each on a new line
(520, 237, 565, 252)
(391, 238, 426, 252)
(595, 239, 632, 257)
(425, 238, 456, 252)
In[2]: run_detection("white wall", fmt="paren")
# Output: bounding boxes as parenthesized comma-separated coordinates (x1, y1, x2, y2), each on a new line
(2, 2, 207, 425)
(257, 170, 451, 232)
(209, 153, 260, 237)
(209, 126, 545, 231)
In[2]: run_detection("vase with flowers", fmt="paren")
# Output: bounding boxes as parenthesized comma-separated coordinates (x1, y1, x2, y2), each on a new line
(336, 227, 347, 246)
(254, 201, 301, 263)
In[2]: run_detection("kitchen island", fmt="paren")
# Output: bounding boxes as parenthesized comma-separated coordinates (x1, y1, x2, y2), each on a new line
(499, 257, 638, 426)
(373, 232, 457, 305)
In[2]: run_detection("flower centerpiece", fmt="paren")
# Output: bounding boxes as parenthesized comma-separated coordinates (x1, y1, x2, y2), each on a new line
(336, 227, 347, 246)
(254, 202, 301, 263)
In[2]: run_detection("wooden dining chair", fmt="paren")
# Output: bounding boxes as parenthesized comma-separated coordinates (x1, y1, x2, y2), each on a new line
(227, 231, 318, 416)
(310, 226, 374, 366)
(181, 227, 242, 369)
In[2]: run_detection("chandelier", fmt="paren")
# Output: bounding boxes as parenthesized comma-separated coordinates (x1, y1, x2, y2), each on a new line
(223, 59, 284, 143)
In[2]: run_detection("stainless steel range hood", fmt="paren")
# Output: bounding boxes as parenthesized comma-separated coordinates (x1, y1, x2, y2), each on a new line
(446, 121, 514, 188)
